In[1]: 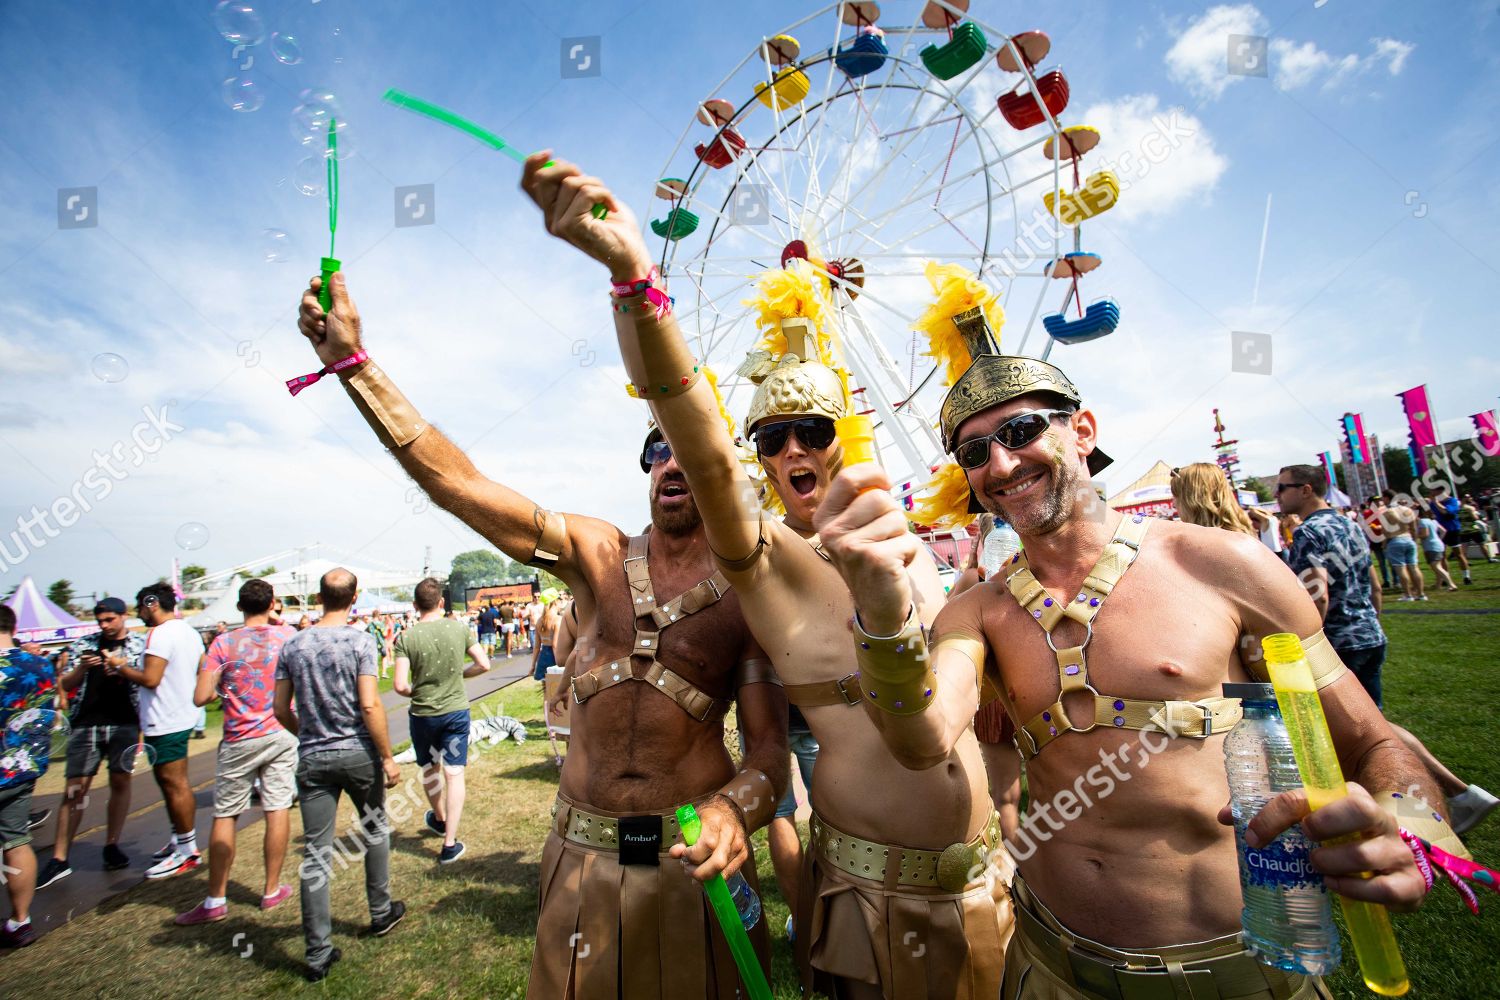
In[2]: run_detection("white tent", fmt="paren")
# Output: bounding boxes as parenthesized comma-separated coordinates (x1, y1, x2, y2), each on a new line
(3, 576, 96, 644)
(186, 575, 246, 629)
(186, 550, 425, 605)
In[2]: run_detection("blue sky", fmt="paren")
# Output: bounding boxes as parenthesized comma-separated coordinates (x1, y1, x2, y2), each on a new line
(1, 0, 1496, 600)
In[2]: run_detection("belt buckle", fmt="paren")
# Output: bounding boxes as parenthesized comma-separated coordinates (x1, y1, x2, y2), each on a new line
(835, 673, 861, 705)
(1066, 948, 1126, 1000)
(705, 576, 723, 600)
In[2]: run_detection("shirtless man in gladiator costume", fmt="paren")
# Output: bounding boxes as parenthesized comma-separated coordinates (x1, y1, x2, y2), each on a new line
(522, 155, 1011, 1000)
(295, 277, 788, 999)
(812, 343, 1468, 999)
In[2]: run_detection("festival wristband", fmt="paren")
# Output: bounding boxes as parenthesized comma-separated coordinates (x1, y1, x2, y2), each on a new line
(286, 350, 368, 397)
(714, 767, 776, 833)
(610, 266, 662, 298)
(1399, 828, 1497, 915)
(854, 605, 937, 716)
(611, 266, 674, 321)
(340, 361, 429, 449)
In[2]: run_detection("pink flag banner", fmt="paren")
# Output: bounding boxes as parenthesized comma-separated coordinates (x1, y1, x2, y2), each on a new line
(1474, 410, 1499, 458)
(1398, 385, 1438, 449)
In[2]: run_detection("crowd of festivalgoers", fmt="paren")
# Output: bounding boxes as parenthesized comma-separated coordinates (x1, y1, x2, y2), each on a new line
(0, 573, 568, 975)
(0, 474, 1494, 973)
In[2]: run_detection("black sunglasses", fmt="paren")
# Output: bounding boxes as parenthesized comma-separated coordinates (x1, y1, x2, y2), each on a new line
(640, 439, 672, 473)
(953, 409, 1074, 470)
(755, 417, 836, 457)
(1274, 482, 1307, 494)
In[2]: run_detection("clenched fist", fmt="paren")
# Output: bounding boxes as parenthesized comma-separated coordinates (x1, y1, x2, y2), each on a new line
(520, 153, 652, 282)
(813, 465, 919, 636)
(298, 271, 364, 369)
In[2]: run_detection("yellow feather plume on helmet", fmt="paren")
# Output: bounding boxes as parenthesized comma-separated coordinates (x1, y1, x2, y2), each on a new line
(907, 460, 977, 530)
(905, 261, 1004, 530)
(911, 260, 1005, 386)
(743, 259, 838, 370)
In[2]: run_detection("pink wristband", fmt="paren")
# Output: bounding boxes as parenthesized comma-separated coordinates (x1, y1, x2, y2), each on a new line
(610, 266, 662, 298)
(287, 350, 368, 397)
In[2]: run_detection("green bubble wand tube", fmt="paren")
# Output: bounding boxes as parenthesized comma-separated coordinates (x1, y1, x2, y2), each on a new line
(382, 88, 606, 219)
(675, 804, 772, 1000)
(1261, 633, 1410, 996)
(318, 117, 340, 312)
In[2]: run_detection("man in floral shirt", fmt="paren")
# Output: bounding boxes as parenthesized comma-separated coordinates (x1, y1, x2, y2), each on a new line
(0, 603, 58, 948)
(38, 598, 145, 889)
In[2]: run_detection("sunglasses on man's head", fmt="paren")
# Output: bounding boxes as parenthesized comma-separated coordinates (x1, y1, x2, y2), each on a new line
(952, 409, 1075, 470)
(754, 417, 836, 457)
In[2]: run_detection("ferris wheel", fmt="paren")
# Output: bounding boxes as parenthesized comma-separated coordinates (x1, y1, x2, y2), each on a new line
(646, 0, 1122, 499)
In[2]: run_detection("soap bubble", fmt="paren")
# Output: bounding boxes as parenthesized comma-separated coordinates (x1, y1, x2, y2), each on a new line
(221, 74, 265, 113)
(4, 708, 71, 762)
(117, 741, 158, 775)
(262, 228, 291, 263)
(290, 89, 348, 148)
(213, 1, 265, 46)
(175, 521, 210, 550)
(293, 155, 325, 196)
(91, 353, 129, 382)
(270, 31, 302, 64)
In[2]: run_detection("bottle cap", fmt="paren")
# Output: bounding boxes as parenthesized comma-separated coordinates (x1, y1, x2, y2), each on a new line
(1260, 632, 1305, 665)
(320, 256, 342, 274)
(675, 803, 702, 845)
(1222, 682, 1276, 702)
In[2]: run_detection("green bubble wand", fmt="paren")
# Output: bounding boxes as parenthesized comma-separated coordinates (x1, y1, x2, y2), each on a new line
(318, 117, 341, 312)
(382, 88, 606, 219)
(675, 804, 772, 1000)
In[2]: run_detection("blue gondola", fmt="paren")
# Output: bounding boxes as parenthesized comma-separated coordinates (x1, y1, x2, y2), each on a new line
(836, 30, 888, 78)
(1043, 298, 1119, 344)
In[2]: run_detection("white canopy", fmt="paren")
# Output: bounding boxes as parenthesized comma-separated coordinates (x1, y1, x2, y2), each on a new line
(186, 575, 246, 628)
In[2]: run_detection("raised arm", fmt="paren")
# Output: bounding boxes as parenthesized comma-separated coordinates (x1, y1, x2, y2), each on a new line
(296, 273, 600, 596)
(518, 155, 764, 564)
(814, 464, 975, 768)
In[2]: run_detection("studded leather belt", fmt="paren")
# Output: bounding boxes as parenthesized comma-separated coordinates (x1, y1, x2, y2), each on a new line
(550, 797, 685, 854)
(809, 809, 1001, 893)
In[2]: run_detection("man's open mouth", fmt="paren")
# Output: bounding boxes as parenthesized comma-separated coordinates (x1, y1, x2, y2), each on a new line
(790, 471, 817, 498)
(660, 481, 689, 500)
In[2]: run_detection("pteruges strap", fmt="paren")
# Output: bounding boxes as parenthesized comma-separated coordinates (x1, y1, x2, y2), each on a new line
(733, 657, 781, 689)
(527, 509, 567, 569)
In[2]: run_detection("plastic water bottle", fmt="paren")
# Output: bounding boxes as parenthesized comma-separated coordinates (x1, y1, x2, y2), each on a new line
(1222, 682, 1341, 975)
(725, 872, 762, 930)
(979, 521, 1022, 576)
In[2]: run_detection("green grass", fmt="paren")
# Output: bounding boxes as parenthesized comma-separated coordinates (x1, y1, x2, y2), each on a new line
(4, 572, 1497, 999)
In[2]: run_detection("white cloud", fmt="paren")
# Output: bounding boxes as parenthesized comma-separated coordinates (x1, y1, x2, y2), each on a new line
(1078, 95, 1229, 223)
(1166, 5, 1415, 100)
(1165, 4, 1266, 100)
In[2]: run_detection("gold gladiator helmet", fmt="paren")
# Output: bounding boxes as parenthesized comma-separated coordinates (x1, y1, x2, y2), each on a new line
(938, 307, 1111, 513)
(740, 317, 848, 434)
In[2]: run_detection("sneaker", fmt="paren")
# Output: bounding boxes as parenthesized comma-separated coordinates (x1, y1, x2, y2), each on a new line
(102, 844, 130, 870)
(145, 851, 202, 880)
(1418, 595, 1430, 602)
(306, 947, 342, 982)
(1397, 596, 1415, 602)
(0, 922, 37, 948)
(151, 840, 175, 861)
(1449, 784, 1500, 835)
(370, 900, 406, 937)
(192, 729, 206, 739)
(260, 884, 294, 910)
(27, 808, 51, 830)
(1463, 576, 1473, 585)
(423, 810, 445, 836)
(35, 857, 71, 890)
(438, 842, 465, 864)
(174, 901, 227, 925)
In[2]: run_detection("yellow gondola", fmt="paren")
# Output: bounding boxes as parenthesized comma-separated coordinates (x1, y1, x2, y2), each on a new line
(755, 66, 811, 110)
(1042, 171, 1119, 226)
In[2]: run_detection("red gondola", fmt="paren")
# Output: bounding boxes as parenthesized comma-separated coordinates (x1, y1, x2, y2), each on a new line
(694, 127, 747, 169)
(997, 69, 1069, 130)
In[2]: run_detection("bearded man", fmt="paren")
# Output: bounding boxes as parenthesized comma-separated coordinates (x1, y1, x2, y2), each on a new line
(294, 277, 788, 999)
(812, 342, 1464, 999)
(521, 156, 1010, 999)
